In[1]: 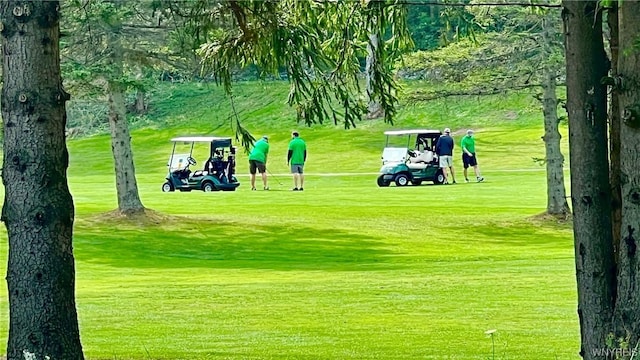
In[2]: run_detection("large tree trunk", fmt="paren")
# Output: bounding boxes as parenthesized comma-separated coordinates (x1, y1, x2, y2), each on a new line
(607, 1, 622, 265)
(1, 2, 84, 359)
(562, 1, 616, 359)
(612, 0, 640, 346)
(541, 70, 570, 216)
(107, 33, 145, 215)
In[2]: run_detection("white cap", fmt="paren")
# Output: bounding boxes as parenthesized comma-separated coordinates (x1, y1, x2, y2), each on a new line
(444, 128, 450, 133)
(467, 129, 474, 135)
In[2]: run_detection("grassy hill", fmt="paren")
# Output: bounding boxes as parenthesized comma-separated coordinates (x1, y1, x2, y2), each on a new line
(67, 80, 551, 177)
(0, 81, 577, 359)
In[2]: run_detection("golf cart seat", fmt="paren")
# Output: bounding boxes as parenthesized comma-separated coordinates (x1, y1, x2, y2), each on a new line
(205, 157, 226, 173)
(406, 149, 431, 170)
(409, 150, 434, 164)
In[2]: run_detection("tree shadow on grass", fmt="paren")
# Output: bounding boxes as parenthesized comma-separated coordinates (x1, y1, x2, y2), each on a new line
(461, 221, 572, 247)
(73, 215, 400, 271)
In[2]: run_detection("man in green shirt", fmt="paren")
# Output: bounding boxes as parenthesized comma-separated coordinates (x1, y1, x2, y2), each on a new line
(460, 129, 484, 183)
(249, 135, 270, 190)
(287, 131, 307, 191)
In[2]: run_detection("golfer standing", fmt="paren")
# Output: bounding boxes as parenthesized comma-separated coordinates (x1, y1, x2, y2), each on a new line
(435, 128, 456, 184)
(287, 131, 307, 191)
(249, 135, 270, 190)
(461, 129, 484, 183)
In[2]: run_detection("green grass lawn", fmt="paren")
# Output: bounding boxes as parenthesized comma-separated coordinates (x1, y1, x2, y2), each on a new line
(0, 81, 578, 359)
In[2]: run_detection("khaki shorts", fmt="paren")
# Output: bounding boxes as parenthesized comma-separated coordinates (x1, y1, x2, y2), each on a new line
(439, 155, 453, 168)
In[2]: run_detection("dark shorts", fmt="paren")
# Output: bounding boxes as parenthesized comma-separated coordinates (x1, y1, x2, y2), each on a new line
(462, 153, 478, 168)
(249, 160, 266, 174)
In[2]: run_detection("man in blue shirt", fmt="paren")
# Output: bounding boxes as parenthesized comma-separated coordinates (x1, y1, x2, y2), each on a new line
(435, 128, 456, 184)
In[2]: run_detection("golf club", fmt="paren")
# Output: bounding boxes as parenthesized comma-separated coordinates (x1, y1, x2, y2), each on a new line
(267, 168, 284, 186)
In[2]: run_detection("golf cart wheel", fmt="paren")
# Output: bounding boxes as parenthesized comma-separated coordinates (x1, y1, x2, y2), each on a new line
(433, 170, 445, 185)
(377, 175, 390, 187)
(395, 174, 410, 187)
(411, 180, 422, 186)
(202, 181, 216, 192)
(162, 182, 174, 192)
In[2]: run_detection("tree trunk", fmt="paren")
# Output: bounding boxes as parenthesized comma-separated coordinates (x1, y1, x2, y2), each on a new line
(562, 1, 616, 359)
(135, 89, 147, 114)
(541, 70, 570, 216)
(607, 1, 622, 265)
(612, 0, 640, 346)
(539, 14, 570, 217)
(0, 2, 84, 359)
(366, 32, 384, 119)
(107, 33, 145, 215)
(134, 67, 147, 114)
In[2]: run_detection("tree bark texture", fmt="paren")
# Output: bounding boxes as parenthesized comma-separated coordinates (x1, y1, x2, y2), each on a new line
(562, 1, 616, 359)
(135, 90, 147, 114)
(607, 1, 622, 264)
(613, 0, 640, 346)
(107, 33, 145, 215)
(541, 70, 569, 216)
(366, 32, 384, 119)
(0, 2, 84, 359)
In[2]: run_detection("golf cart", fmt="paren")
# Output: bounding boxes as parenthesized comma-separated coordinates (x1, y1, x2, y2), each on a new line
(377, 129, 445, 187)
(162, 136, 240, 192)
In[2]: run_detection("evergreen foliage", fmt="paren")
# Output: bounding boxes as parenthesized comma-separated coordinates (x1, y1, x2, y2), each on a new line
(400, 4, 563, 100)
(196, 0, 413, 131)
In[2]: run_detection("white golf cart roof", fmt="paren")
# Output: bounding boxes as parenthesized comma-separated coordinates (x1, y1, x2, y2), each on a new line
(171, 136, 232, 143)
(384, 129, 441, 136)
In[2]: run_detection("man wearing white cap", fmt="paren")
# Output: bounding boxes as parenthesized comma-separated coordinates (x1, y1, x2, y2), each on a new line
(435, 128, 456, 184)
(461, 129, 484, 182)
